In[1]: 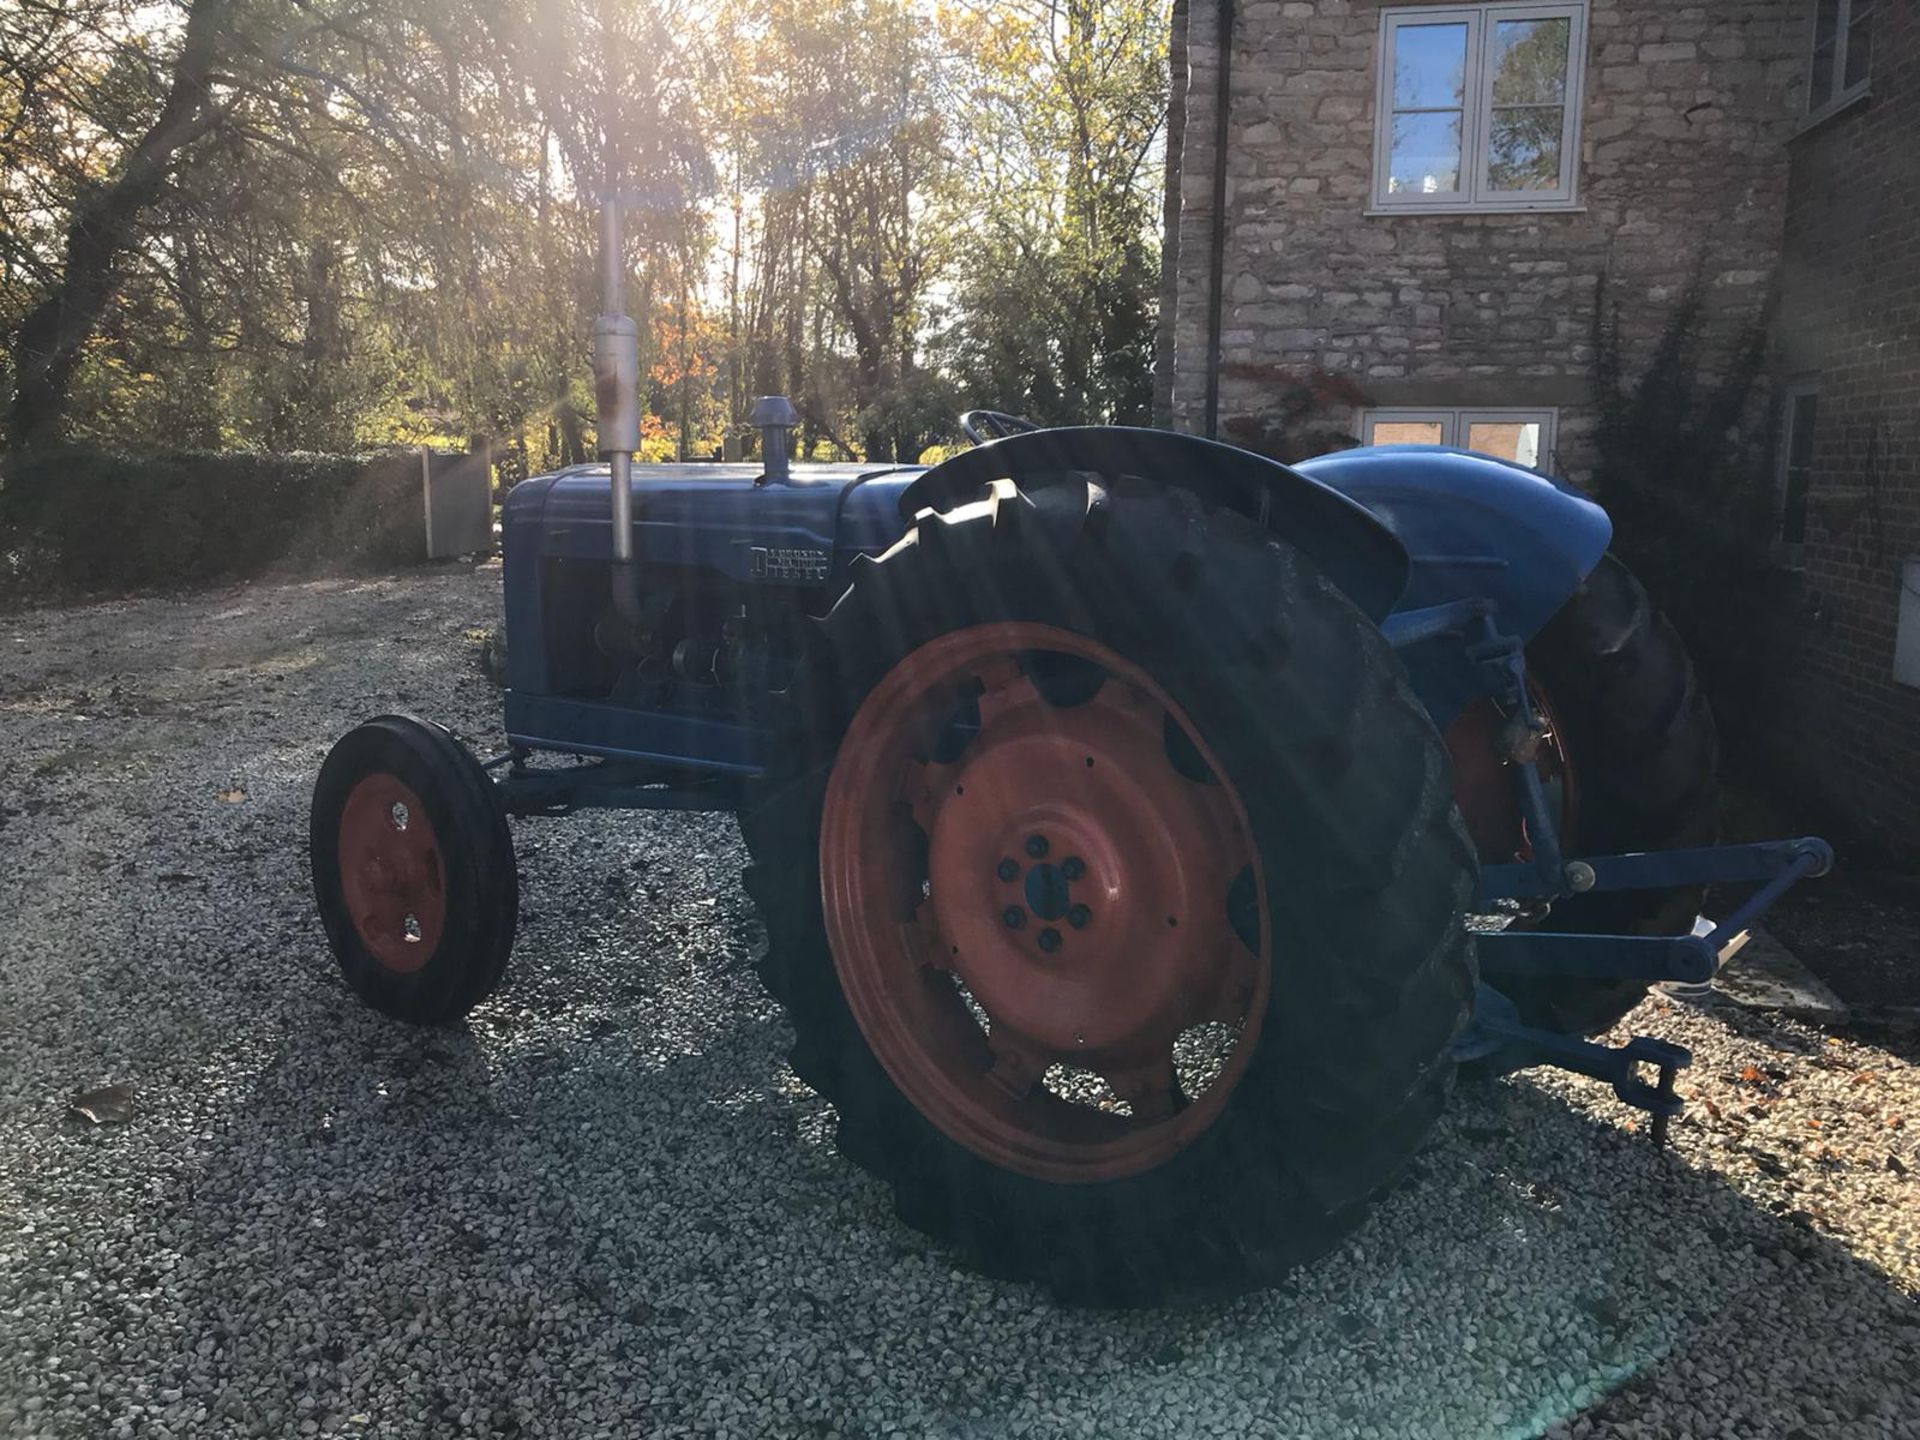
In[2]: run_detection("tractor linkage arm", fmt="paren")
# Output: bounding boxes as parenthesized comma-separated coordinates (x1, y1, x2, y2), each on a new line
(1462, 985, 1694, 1147)
(1386, 599, 1836, 1146)
(1478, 837, 1834, 986)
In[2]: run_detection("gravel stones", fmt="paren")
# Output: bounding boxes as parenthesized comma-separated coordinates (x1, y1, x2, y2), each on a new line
(1, 566, 1916, 1438)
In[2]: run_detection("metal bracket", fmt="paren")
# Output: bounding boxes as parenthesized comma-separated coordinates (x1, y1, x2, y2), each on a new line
(1457, 985, 1692, 1147)
(1385, 600, 1564, 889)
(1385, 593, 1828, 1151)
(1381, 598, 1495, 649)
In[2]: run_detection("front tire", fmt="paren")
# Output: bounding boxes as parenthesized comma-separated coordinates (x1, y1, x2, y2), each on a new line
(743, 478, 1476, 1303)
(311, 715, 518, 1023)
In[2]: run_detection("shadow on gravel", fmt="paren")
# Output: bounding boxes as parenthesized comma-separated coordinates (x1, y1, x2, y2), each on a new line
(129, 927, 1920, 1439)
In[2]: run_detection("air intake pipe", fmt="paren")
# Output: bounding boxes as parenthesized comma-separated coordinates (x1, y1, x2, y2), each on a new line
(749, 394, 798, 483)
(595, 198, 646, 628)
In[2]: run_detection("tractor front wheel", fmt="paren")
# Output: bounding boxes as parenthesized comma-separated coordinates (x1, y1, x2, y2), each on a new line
(742, 478, 1476, 1303)
(311, 715, 517, 1023)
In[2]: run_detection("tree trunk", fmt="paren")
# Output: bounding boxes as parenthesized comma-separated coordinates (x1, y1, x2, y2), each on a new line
(557, 402, 588, 465)
(676, 243, 693, 461)
(174, 228, 220, 449)
(6, 0, 230, 448)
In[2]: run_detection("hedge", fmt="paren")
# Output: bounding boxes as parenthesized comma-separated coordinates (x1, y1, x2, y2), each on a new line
(0, 447, 435, 600)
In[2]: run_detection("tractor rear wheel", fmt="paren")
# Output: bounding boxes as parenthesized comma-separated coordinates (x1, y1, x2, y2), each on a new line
(1452, 553, 1717, 1038)
(311, 715, 517, 1023)
(741, 478, 1476, 1303)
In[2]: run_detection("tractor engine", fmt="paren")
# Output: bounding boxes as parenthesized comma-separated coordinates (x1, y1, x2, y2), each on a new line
(496, 439, 922, 773)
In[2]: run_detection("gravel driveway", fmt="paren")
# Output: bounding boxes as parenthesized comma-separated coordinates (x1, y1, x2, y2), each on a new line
(2, 565, 1916, 1440)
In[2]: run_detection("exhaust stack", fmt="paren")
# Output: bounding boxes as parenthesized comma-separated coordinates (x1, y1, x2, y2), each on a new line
(595, 199, 644, 626)
(749, 395, 799, 484)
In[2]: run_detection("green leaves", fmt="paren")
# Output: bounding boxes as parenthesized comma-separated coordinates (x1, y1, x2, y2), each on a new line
(3, 0, 1170, 465)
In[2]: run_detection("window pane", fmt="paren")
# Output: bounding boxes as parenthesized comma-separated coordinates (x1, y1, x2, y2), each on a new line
(1466, 421, 1544, 468)
(1814, 0, 1841, 53)
(1393, 23, 1469, 109)
(1372, 421, 1448, 446)
(1845, 0, 1872, 89)
(1490, 18, 1570, 104)
(1810, 0, 1840, 110)
(1809, 48, 1835, 109)
(1488, 107, 1564, 190)
(1389, 112, 1463, 194)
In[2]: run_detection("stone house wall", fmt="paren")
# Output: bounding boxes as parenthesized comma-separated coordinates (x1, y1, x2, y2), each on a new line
(1771, 3, 1920, 845)
(1159, 0, 1810, 481)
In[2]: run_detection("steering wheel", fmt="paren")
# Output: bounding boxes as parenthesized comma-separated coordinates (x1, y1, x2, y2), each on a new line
(958, 410, 1042, 446)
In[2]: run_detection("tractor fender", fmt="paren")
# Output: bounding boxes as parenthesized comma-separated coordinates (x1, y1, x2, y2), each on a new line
(1294, 445, 1613, 644)
(897, 426, 1410, 622)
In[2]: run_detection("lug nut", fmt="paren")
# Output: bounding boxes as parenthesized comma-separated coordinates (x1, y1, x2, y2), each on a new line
(1003, 906, 1025, 929)
(1038, 928, 1062, 953)
(1067, 903, 1091, 930)
(1025, 835, 1050, 859)
(1060, 856, 1085, 881)
(996, 857, 1020, 882)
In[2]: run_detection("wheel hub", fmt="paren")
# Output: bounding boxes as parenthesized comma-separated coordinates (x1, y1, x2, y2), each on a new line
(819, 621, 1270, 1183)
(1022, 862, 1071, 921)
(336, 773, 447, 973)
(919, 687, 1245, 1061)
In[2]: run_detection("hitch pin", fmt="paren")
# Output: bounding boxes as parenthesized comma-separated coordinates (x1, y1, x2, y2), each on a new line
(1651, 1061, 1678, 1149)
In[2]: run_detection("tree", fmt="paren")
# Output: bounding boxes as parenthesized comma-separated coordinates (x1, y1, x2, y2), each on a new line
(932, 0, 1166, 426)
(720, 0, 951, 460)
(1, 0, 1171, 465)
(6, 0, 237, 446)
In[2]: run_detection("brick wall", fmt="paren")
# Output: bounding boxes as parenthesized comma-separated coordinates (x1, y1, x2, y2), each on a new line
(1162, 0, 1808, 480)
(1773, 2, 1920, 846)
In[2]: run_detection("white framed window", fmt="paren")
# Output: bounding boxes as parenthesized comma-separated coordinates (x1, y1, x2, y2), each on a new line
(1362, 407, 1558, 470)
(1778, 383, 1818, 551)
(1371, 3, 1588, 215)
(1806, 0, 1873, 122)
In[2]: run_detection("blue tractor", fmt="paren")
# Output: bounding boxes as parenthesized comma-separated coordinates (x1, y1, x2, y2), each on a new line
(310, 210, 1829, 1304)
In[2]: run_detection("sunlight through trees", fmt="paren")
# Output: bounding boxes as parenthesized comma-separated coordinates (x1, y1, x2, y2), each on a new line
(0, 0, 1167, 466)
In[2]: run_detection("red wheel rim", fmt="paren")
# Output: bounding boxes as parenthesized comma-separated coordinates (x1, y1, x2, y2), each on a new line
(1445, 680, 1578, 864)
(337, 774, 448, 973)
(819, 622, 1270, 1184)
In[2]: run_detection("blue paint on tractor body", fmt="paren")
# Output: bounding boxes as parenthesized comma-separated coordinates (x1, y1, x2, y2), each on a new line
(1295, 445, 1612, 643)
(485, 428, 1827, 1108)
(1297, 445, 1613, 725)
(500, 460, 920, 768)
(510, 460, 918, 584)
(498, 438, 1610, 763)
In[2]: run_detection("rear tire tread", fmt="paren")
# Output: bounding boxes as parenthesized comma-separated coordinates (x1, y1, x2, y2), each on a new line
(742, 478, 1475, 1303)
